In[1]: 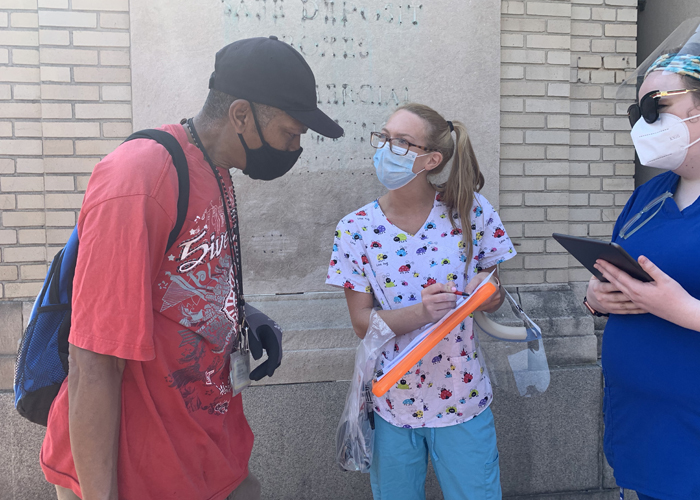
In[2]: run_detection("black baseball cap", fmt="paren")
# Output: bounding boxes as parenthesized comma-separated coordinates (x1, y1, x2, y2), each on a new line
(209, 36, 344, 139)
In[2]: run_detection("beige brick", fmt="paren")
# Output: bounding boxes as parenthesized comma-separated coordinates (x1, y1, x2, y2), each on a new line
(547, 20, 571, 34)
(571, 22, 603, 37)
(75, 139, 122, 155)
(0, 194, 15, 209)
(570, 148, 601, 161)
(102, 85, 131, 101)
(39, 0, 69, 7)
(501, 81, 546, 96)
(527, 2, 571, 16)
(501, 270, 544, 285)
(604, 0, 636, 6)
(16, 158, 43, 173)
(41, 84, 100, 100)
(546, 207, 570, 220)
(500, 161, 523, 176)
(525, 255, 568, 269)
(11, 48, 40, 65)
(18, 229, 46, 244)
(73, 31, 130, 47)
(526, 66, 569, 81)
(571, 117, 601, 130)
(5, 282, 43, 298)
(591, 102, 615, 115)
(38, 11, 96, 28)
(591, 7, 616, 21)
(501, 34, 524, 48)
(17, 194, 44, 209)
(547, 146, 569, 160)
(589, 224, 614, 237)
(47, 228, 72, 244)
(15, 121, 43, 137)
(502, 1, 525, 15)
(590, 193, 614, 206)
(571, 85, 602, 99)
(524, 223, 569, 237)
(100, 12, 129, 29)
(603, 117, 630, 131)
(74, 66, 130, 83)
(603, 177, 634, 191)
(2, 211, 45, 227)
(526, 99, 569, 113)
(590, 132, 615, 146)
(72, 0, 129, 10)
(603, 148, 634, 161)
(501, 18, 546, 32)
(0, 67, 40, 83)
(0, 85, 10, 99)
(524, 162, 569, 176)
(2, 0, 37, 8)
(602, 208, 623, 222)
(1, 176, 43, 192)
(501, 129, 523, 144)
(42, 175, 73, 191)
(102, 121, 132, 137)
(46, 211, 75, 226)
(526, 130, 570, 144)
(501, 177, 545, 191)
(0, 266, 18, 280)
(547, 51, 571, 66)
(501, 66, 524, 80)
(524, 191, 569, 206)
(605, 24, 636, 38)
(571, 6, 591, 19)
(0, 12, 7, 27)
(20, 264, 48, 280)
(0, 228, 17, 244)
(501, 145, 546, 160)
(40, 47, 98, 65)
(11, 12, 39, 28)
(75, 103, 131, 119)
(44, 157, 99, 173)
(571, 39, 591, 52)
(41, 103, 72, 118)
(0, 30, 39, 47)
(590, 163, 614, 176)
(501, 115, 546, 129)
(13, 84, 41, 100)
(502, 49, 545, 64)
(43, 139, 73, 155)
(40, 66, 70, 82)
(39, 29, 70, 45)
(499, 208, 545, 222)
(501, 98, 524, 112)
(0, 139, 42, 155)
(577, 55, 602, 69)
(526, 35, 570, 50)
(46, 193, 84, 209)
(591, 39, 615, 53)
(615, 133, 634, 147)
(76, 175, 90, 191)
(616, 40, 636, 53)
(100, 49, 130, 66)
(547, 83, 570, 98)
(43, 122, 100, 138)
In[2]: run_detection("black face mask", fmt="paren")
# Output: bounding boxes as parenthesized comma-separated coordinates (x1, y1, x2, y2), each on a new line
(239, 103, 303, 181)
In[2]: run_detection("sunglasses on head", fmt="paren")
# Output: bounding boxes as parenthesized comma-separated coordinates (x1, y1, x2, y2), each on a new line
(627, 88, 700, 127)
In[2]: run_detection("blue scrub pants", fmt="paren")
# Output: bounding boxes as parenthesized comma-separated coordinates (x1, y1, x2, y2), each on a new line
(370, 407, 501, 500)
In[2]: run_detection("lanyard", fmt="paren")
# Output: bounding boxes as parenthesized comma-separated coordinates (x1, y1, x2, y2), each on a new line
(185, 118, 247, 349)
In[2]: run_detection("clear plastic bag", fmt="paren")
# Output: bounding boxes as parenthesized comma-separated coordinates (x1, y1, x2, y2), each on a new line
(336, 309, 396, 472)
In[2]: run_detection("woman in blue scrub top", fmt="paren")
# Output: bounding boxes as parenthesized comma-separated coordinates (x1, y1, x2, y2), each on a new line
(585, 21, 700, 500)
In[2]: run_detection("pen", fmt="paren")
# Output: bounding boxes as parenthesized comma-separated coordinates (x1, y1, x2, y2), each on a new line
(453, 291, 470, 297)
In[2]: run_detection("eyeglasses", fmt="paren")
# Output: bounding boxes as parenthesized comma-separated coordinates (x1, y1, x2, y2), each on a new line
(370, 132, 438, 157)
(618, 191, 673, 239)
(627, 88, 700, 127)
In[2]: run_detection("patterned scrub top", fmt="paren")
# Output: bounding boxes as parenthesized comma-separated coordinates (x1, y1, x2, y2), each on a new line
(326, 192, 516, 428)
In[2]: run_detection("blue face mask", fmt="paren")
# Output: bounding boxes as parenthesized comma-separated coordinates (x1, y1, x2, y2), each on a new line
(373, 144, 429, 190)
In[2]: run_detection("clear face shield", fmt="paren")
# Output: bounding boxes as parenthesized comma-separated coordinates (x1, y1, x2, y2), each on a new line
(618, 18, 700, 102)
(473, 289, 550, 397)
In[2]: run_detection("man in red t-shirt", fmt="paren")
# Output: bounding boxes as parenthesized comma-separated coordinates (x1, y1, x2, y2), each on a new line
(40, 37, 343, 500)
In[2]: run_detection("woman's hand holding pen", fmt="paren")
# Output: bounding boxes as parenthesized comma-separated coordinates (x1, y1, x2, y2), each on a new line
(419, 282, 458, 323)
(464, 269, 503, 313)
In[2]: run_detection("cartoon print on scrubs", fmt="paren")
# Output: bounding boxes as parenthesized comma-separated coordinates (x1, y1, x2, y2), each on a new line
(157, 186, 240, 416)
(327, 192, 515, 428)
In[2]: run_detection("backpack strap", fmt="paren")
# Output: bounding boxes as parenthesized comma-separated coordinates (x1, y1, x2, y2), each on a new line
(123, 129, 190, 253)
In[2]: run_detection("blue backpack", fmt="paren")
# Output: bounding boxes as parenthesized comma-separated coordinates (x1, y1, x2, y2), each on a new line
(14, 129, 190, 426)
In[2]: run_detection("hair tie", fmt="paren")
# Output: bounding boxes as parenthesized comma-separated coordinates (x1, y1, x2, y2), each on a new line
(447, 120, 454, 133)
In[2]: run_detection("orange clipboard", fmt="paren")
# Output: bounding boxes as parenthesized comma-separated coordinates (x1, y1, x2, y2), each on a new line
(372, 282, 497, 398)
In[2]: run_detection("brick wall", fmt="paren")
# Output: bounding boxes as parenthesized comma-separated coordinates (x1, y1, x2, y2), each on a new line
(499, 0, 637, 285)
(0, 0, 132, 387)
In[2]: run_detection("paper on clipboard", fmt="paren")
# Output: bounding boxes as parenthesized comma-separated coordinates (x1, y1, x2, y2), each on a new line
(376, 271, 495, 383)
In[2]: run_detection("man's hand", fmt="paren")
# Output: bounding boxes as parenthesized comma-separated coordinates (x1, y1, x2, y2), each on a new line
(248, 325, 282, 381)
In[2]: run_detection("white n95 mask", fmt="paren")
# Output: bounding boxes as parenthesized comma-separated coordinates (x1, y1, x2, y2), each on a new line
(631, 112, 700, 170)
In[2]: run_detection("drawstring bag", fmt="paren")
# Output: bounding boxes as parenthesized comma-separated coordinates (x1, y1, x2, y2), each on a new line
(336, 310, 395, 472)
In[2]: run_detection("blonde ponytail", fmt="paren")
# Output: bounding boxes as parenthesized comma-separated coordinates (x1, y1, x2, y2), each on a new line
(396, 104, 485, 263)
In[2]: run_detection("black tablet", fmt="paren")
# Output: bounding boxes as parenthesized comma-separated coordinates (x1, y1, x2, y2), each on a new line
(552, 233, 653, 283)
